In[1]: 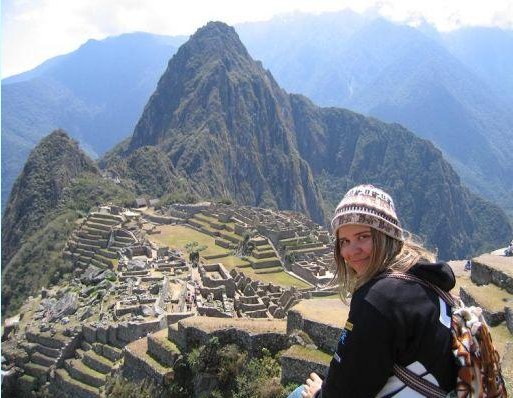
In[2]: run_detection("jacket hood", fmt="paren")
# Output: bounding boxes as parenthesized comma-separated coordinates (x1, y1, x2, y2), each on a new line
(408, 262, 456, 292)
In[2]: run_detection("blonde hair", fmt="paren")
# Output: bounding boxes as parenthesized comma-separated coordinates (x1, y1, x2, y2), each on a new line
(333, 228, 435, 302)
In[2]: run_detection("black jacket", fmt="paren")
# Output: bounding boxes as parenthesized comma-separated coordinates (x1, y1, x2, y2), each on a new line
(317, 262, 458, 397)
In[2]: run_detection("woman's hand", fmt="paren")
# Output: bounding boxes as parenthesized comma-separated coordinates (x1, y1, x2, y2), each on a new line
(301, 372, 323, 398)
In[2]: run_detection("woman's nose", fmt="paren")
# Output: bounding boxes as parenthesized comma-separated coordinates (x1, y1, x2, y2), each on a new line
(343, 241, 361, 256)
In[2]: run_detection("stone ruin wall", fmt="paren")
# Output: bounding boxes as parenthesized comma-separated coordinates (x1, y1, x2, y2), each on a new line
(471, 260, 513, 294)
(172, 321, 290, 358)
(2, 202, 401, 396)
(280, 355, 329, 386)
(82, 318, 164, 346)
(199, 263, 236, 297)
(286, 309, 340, 353)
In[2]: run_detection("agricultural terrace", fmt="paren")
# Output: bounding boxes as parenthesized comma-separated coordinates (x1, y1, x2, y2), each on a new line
(149, 225, 310, 289)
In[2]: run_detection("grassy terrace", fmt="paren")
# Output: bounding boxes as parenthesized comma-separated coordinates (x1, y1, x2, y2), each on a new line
(189, 217, 212, 229)
(254, 244, 273, 252)
(127, 337, 170, 373)
(151, 225, 230, 257)
(291, 298, 348, 327)
(311, 294, 339, 300)
(288, 246, 325, 254)
(489, 324, 513, 391)
(283, 345, 331, 364)
(192, 213, 219, 224)
(149, 225, 310, 289)
(151, 329, 181, 353)
(458, 282, 511, 312)
(235, 263, 310, 288)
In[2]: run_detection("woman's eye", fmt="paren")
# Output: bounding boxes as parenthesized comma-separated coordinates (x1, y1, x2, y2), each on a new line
(358, 234, 370, 240)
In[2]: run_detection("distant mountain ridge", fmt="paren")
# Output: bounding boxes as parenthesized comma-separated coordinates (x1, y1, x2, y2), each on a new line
(105, 21, 511, 260)
(237, 13, 513, 215)
(1, 23, 512, 314)
(3, 13, 513, 218)
(1, 32, 186, 211)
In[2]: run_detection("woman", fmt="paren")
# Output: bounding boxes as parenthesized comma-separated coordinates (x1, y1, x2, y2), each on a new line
(292, 184, 457, 397)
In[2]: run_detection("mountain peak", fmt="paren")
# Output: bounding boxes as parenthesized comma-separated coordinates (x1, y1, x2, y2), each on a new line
(127, 20, 277, 151)
(2, 129, 98, 264)
(189, 21, 248, 55)
(121, 22, 325, 223)
(169, 20, 253, 76)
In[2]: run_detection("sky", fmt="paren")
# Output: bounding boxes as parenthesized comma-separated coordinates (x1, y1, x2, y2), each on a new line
(2, 0, 513, 78)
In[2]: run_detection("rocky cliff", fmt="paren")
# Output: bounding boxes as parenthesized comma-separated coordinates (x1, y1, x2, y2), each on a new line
(2, 130, 99, 264)
(115, 22, 325, 224)
(1, 130, 134, 315)
(107, 22, 511, 259)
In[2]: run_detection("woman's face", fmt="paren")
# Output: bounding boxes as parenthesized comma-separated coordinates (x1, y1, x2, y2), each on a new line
(338, 224, 373, 276)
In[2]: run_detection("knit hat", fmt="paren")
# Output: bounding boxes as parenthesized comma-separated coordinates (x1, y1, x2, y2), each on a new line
(331, 184, 403, 241)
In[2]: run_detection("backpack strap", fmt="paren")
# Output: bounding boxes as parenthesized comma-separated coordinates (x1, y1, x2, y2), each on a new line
(381, 271, 456, 398)
(382, 271, 457, 307)
(392, 364, 447, 398)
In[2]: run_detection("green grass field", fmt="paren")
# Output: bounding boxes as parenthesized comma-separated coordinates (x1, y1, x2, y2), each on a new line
(284, 345, 332, 364)
(151, 225, 230, 257)
(231, 262, 310, 288)
(150, 225, 310, 289)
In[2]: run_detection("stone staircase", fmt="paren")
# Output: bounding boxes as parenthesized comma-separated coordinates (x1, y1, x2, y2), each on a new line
(122, 329, 177, 385)
(52, 340, 121, 398)
(9, 330, 73, 395)
(64, 211, 137, 270)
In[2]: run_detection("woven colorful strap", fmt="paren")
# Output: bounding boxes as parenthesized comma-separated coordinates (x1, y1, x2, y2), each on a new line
(392, 364, 448, 398)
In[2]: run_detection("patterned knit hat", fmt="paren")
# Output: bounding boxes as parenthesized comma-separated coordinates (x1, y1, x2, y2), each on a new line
(331, 184, 403, 241)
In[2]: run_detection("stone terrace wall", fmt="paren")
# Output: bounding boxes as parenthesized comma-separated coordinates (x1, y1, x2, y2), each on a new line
(83, 317, 164, 345)
(199, 263, 236, 297)
(471, 254, 513, 294)
(123, 344, 171, 386)
(460, 288, 505, 326)
(171, 320, 289, 357)
(287, 309, 340, 353)
(280, 353, 330, 385)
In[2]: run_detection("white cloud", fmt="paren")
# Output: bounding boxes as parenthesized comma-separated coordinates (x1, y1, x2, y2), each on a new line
(2, 0, 512, 78)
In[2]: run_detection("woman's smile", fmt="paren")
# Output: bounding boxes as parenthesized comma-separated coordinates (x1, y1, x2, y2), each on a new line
(337, 224, 373, 276)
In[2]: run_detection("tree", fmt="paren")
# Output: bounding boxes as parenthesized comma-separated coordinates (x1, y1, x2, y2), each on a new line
(185, 241, 207, 267)
(233, 230, 256, 257)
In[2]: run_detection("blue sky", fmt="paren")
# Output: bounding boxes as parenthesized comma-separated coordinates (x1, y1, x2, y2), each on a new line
(2, 0, 513, 78)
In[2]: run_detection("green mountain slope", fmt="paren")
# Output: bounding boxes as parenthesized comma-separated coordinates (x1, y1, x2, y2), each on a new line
(290, 95, 510, 258)
(1, 33, 185, 211)
(237, 14, 513, 214)
(1, 130, 99, 263)
(116, 22, 325, 223)
(1, 130, 134, 315)
(107, 21, 511, 260)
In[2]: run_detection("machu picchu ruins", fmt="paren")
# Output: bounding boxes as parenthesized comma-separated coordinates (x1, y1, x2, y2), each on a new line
(2, 201, 512, 397)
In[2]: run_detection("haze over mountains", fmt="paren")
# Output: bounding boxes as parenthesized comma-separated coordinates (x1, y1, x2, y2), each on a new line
(3, 12, 513, 217)
(3, 12, 513, 220)
(2, 33, 185, 210)
(236, 12, 513, 213)
(2, 21, 512, 315)
(116, 22, 512, 259)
